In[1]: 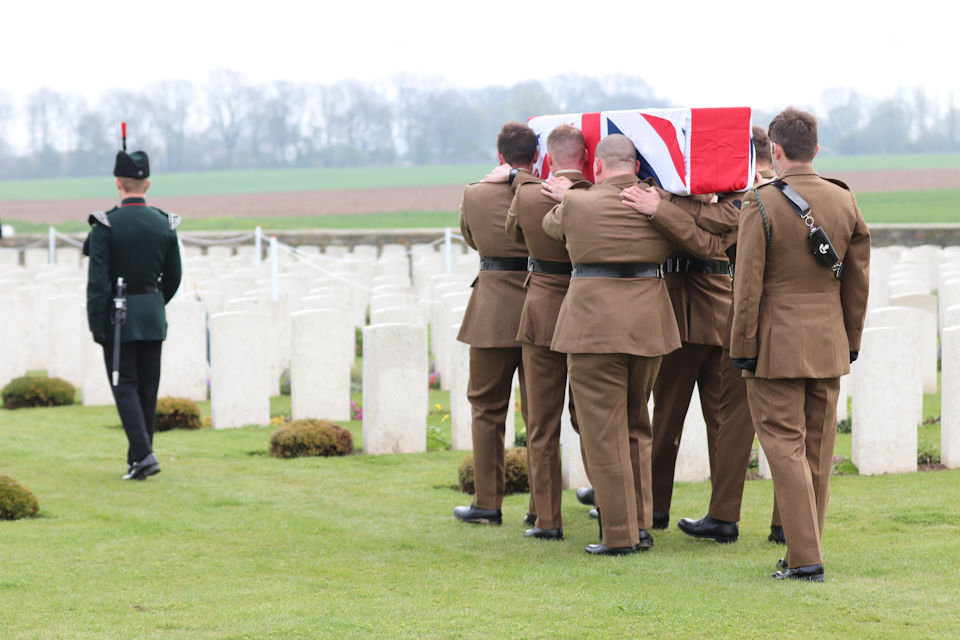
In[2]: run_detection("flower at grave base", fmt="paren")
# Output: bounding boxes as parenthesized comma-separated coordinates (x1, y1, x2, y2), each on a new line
(833, 456, 843, 464)
(441, 414, 449, 423)
(350, 401, 363, 421)
(428, 372, 441, 389)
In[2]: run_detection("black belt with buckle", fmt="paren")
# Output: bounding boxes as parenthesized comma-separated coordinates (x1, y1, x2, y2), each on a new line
(480, 256, 529, 271)
(572, 262, 664, 279)
(528, 257, 573, 275)
(125, 283, 159, 295)
(662, 257, 732, 275)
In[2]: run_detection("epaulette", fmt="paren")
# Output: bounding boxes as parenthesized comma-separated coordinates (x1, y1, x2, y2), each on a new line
(154, 207, 183, 230)
(514, 174, 542, 189)
(87, 207, 116, 227)
(754, 177, 784, 190)
(821, 176, 850, 190)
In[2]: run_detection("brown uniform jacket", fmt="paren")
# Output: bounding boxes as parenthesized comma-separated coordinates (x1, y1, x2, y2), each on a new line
(650, 181, 740, 347)
(730, 165, 871, 378)
(543, 173, 681, 357)
(457, 180, 530, 348)
(506, 169, 590, 347)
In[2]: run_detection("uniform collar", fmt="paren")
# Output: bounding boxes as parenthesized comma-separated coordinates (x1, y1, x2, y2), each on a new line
(120, 197, 147, 207)
(779, 165, 817, 179)
(555, 169, 587, 182)
(600, 173, 639, 188)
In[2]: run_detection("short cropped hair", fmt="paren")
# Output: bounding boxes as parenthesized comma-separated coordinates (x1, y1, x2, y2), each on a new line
(768, 108, 818, 162)
(595, 134, 637, 169)
(118, 177, 149, 193)
(752, 125, 772, 166)
(497, 122, 539, 166)
(546, 124, 585, 162)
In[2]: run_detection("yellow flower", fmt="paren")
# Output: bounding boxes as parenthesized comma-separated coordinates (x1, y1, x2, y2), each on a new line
(434, 403, 443, 411)
(441, 414, 450, 422)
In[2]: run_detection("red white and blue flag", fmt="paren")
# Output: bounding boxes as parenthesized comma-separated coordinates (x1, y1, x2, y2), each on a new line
(527, 107, 754, 195)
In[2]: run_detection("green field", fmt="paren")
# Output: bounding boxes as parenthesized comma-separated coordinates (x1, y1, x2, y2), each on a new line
(0, 164, 492, 201)
(1, 383, 957, 639)
(1, 153, 960, 201)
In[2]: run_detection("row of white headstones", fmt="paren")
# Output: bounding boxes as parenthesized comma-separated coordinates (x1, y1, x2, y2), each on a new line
(2, 241, 958, 483)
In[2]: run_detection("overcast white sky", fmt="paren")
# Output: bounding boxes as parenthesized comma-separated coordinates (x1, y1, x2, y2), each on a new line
(1, 0, 954, 113)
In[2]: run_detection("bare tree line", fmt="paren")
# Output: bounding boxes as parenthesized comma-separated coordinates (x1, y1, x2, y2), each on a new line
(0, 73, 958, 180)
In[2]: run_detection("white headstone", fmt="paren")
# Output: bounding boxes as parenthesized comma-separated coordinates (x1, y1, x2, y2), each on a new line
(370, 306, 424, 326)
(942, 326, 960, 469)
(449, 325, 472, 450)
(291, 309, 352, 421)
(945, 305, 960, 331)
(866, 306, 925, 425)
(362, 323, 428, 453)
(46, 293, 84, 387)
(0, 296, 24, 387)
(560, 384, 589, 489)
(852, 326, 919, 475)
(209, 311, 270, 429)
(887, 294, 938, 393)
(81, 329, 114, 406)
(673, 383, 712, 483)
(225, 297, 285, 396)
(157, 299, 208, 401)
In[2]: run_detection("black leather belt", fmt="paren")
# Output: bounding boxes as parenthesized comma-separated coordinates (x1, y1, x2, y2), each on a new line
(662, 257, 732, 276)
(126, 283, 159, 295)
(572, 262, 664, 279)
(480, 256, 528, 271)
(528, 257, 573, 275)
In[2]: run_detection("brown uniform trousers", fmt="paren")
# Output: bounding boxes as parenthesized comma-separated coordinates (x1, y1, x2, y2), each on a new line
(544, 173, 680, 549)
(506, 169, 591, 531)
(731, 165, 870, 568)
(646, 189, 755, 522)
(457, 179, 531, 511)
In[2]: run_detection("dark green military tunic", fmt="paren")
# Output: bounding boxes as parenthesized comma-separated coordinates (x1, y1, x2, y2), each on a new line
(85, 197, 182, 341)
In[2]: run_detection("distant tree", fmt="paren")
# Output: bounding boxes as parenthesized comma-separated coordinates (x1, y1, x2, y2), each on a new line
(316, 81, 395, 166)
(143, 80, 197, 171)
(24, 87, 74, 175)
(206, 69, 254, 168)
(249, 81, 309, 167)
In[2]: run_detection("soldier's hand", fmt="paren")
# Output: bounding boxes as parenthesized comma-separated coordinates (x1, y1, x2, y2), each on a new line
(621, 186, 661, 216)
(541, 176, 573, 202)
(481, 164, 511, 183)
(732, 357, 757, 372)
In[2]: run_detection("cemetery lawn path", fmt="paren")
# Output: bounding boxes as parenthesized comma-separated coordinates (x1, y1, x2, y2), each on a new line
(1, 400, 958, 639)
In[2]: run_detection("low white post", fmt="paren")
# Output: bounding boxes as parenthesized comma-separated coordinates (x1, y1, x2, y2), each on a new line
(444, 227, 453, 275)
(254, 226, 263, 270)
(48, 227, 56, 264)
(270, 236, 279, 302)
(942, 326, 960, 468)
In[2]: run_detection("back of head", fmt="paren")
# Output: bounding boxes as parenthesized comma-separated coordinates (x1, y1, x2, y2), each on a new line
(768, 108, 817, 163)
(497, 122, 538, 166)
(752, 125, 772, 168)
(595, 134, 638, 172)
(546, 124, 586, 168)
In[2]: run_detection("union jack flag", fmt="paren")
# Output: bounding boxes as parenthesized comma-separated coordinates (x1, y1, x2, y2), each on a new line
(527, 107, 754, 195)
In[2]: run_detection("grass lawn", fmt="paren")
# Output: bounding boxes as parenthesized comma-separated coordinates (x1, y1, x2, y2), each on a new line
(814, 152, 960, 172)
(1, 383, 958, 639)
(0, 165, 492, 201)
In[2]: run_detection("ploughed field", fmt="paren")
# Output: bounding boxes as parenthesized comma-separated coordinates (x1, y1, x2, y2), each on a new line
(3, 156, 960, 227)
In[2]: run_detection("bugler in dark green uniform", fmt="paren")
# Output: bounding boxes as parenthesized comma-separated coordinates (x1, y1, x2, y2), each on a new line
(84, 139, 182, 480)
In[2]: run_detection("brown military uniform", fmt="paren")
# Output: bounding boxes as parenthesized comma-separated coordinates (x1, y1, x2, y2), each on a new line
(506, 169, 591, 531)
(645, 186, 755, 523)
(457, 180, 530, 511)
(731, 165, 870, 568)
(544, 173, 680, 549)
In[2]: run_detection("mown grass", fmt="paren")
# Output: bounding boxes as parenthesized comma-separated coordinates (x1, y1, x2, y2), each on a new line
(1, 382, 957, 639)
(0, 164, 491, 201)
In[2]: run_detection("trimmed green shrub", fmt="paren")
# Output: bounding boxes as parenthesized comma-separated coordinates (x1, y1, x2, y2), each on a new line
(458, 447, 529, 495)
(269, 419, 353, 458)
(154, 397, 203, 431)
(0, 476, 39, 520)
(2, 375, 75, 409)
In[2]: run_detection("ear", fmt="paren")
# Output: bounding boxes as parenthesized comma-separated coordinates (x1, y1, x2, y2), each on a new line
(533, 148, 540, 163)
(497, 152, 505, 166)
(594, 156, 603, 176)
(144, 179, 152, 193)
(116, 178, 123, 191)
(634, 159, 641, 174)
(813, 144, 820, 160)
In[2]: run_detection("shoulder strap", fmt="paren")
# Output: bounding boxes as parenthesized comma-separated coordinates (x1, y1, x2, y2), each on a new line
(822, 176, 850, 190)
(153, 207, 183, 230)
(770, 181, 810, 218)
(88, 210, 111, 228)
